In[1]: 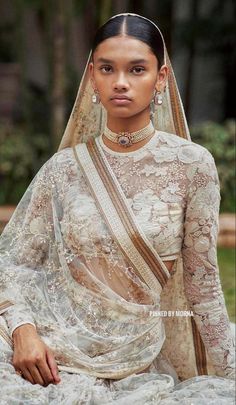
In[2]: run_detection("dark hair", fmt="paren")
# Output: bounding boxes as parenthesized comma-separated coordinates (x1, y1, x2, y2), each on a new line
(91, 15, 164, 68)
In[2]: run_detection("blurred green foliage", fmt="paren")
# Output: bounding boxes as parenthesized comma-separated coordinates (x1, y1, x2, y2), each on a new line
(190, 120, 235, 213)
(0, 123, 51, 204)
(0, 22, 16, 62)
(218, 247, 235, 323)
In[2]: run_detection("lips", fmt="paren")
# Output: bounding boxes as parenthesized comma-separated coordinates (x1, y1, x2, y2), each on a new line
(110, 95, 132, 100)
(110, 95, 132, 106)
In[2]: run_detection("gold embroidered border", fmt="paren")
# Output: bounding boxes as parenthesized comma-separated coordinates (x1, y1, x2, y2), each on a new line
(166, 54, 188, 139)
(0, 326, 13, 348)
(0, 300, 13, 313)
(94, 137, 171, 278)
(86, 138, 170, 289)
(73, 144, 163, 292)
(191, 316, 208, 375)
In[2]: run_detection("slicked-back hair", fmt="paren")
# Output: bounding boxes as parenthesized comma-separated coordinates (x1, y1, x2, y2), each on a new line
(91, 15, 164, 69)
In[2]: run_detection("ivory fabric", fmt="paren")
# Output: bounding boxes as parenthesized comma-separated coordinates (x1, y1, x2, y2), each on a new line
(0, 129, 235, 403)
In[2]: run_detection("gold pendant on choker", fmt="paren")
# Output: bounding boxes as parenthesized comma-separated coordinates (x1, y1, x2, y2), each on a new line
(117, 132, 133, 146)
(103, 120, 155, 147)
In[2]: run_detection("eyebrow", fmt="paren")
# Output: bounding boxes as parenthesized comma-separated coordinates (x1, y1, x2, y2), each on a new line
(96, 58, 149, 64)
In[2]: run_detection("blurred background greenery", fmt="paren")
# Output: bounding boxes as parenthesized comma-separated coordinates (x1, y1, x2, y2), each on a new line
(0, 1, 235, 319)
(218, 247, 235, 322)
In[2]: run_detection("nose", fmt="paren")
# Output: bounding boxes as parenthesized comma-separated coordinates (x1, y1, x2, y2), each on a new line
(113, 72, 129, 91)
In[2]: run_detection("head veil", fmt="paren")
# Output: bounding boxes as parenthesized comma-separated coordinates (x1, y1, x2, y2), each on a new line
(58, 13, 191, 152)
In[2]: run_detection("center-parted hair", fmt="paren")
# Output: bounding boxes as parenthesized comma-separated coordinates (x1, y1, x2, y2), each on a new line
(91, 15, 164, 68)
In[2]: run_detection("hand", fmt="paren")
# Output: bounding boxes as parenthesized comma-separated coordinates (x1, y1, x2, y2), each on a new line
(12, 324, 61, 386)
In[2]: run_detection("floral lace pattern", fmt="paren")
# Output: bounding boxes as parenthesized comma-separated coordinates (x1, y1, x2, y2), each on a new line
(99, 130, 235, 379)
(0, 130, 235, 403)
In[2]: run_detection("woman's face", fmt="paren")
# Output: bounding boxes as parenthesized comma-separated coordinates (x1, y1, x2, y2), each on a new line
(89, 35, 168, 119)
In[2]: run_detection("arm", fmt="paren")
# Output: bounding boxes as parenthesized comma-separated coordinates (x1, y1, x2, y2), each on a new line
(182, 149, 235, 380)
(0, 156, 60, 385)
(0, 160, 52, 336)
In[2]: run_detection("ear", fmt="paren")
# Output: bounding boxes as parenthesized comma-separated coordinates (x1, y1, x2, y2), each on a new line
(155, 65, 168, 92)
(89, 62, 96, 90)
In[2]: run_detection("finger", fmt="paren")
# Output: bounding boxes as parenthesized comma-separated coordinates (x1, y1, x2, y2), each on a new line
(37, 359, 55, 386)
(46, 350, 61, 383)
(29, 365, 45, 386)
(20, 367, 35, 385)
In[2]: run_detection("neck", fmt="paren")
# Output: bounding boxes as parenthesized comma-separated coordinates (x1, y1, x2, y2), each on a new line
(102, 111, 155, 153)
(106, 110, 150, 133)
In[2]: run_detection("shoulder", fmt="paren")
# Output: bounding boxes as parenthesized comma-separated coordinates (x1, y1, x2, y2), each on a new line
(40, 147, 75, 172)
(34, 147, 76, 187)
(157, 130, 216, 165)
(51, 147, 75, 165)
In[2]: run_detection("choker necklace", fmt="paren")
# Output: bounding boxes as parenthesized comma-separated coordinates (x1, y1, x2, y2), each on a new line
(103, 121, 155, 147)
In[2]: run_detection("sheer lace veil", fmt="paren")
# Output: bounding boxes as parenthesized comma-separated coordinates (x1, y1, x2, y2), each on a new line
(58, 13, 191, 152)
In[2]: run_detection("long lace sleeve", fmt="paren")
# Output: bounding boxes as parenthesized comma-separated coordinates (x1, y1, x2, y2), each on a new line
(182, 149, 235, 380)
(0, 157, 54, 337)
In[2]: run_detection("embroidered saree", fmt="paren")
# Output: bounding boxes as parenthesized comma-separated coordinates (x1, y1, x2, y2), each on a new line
(0, 13, 235, 405)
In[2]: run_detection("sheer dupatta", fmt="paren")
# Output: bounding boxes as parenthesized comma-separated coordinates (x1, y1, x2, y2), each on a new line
(0, 143, 168, 379)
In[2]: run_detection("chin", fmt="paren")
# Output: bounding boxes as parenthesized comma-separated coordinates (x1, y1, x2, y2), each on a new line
(111, 113, 133, 119)
(106, 109, 140, 120)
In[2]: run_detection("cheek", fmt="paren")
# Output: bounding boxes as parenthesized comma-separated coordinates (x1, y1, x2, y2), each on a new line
(133, 77, 156, 101)
(93, 73, 109, 92)
(139, 74, 156, 89)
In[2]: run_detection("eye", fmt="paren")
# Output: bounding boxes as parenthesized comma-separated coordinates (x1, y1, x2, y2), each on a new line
(131, 66, 145, 74)
(99, 65, 113, 73)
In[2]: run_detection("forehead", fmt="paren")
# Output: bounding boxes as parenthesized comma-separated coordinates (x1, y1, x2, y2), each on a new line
(93, 35, 155, 62)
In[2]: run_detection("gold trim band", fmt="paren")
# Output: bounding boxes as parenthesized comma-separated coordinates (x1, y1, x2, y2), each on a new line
(73, 143, 163, 292)
(88, 138, 170, 288)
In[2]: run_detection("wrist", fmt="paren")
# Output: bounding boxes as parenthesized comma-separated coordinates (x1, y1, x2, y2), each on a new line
(12, 323, 37, 340)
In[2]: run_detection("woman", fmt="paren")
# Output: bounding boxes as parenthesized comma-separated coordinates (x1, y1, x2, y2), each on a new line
(0, 13, 235, 404)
